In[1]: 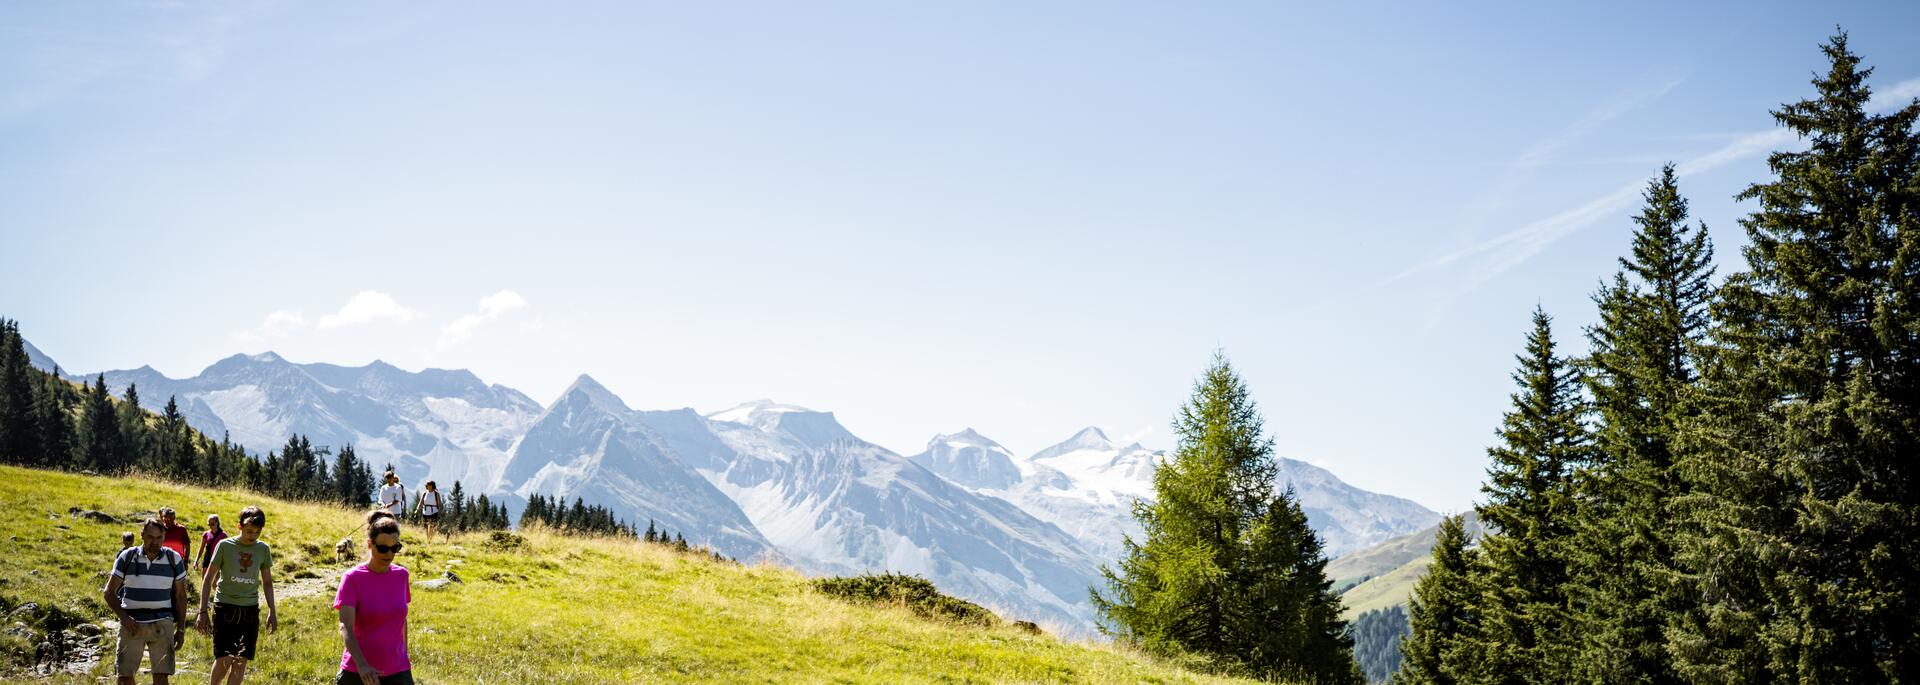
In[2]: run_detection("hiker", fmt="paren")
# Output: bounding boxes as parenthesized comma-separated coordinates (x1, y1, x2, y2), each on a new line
(334, 511, 414, 685)
(197, 514, 227, 575)
(104, 518, 190, 685)
(196, 506, 276, 685)
(377, 471, 407, 518)
(413, 481, 444, 542)
(158, 508, 191, 570)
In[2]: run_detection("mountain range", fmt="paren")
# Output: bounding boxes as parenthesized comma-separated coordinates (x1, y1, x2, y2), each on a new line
(31, 343, 1438, 633)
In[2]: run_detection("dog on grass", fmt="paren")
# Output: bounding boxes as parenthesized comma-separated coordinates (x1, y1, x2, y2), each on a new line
(336, 537, 357, 563)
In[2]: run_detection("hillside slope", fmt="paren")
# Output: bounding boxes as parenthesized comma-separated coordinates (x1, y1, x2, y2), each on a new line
(0, 466, 1260, 684)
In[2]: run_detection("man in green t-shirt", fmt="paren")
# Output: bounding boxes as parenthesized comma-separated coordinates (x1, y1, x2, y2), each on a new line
(195, 506, 277, 685)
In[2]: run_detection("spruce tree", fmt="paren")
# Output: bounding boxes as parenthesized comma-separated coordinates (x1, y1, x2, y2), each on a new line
(33, 375, 75, 469)
(0, 319, 37, 462)
(1568, 164, 1713, 683)
(1394, 514, 1483, 685)
(79, 375, 120, 472)
(1094, 352, 1360, 684)
(333, 445, 359, 506)
(117, 384, 147, 469)
(1473, 308, 1589, 683)
(1670, 31, 1920, 682)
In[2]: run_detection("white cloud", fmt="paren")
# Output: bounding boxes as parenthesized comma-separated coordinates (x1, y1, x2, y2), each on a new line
(317, 291, 417, 329)
(1458, 78, 1683, 237)
(1384, 74, 1914, 307)
(1117, 426, 1154, 446)
(234, 309, 306, 343)
(1870, 77, 1920, 111)
(437, 290, 529, 350)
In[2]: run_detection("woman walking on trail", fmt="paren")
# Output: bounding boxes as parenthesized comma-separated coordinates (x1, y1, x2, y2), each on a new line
(196, 514, 227, 575)
(413, 481, 444, 542)
(196, 506, 276, 685)
(334, 511, 414, 685)
(377, 472, 407, 517)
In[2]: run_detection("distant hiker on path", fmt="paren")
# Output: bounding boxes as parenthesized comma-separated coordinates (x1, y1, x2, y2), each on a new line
(197, 514, 227, 575)
(377, 472, 407, 518)
(413, 481, 443, 542)
(334, 511, 414, 685)
(158, 508, 191, 571)
(196, 506, 276, 685)
(104, 518, 189, 685)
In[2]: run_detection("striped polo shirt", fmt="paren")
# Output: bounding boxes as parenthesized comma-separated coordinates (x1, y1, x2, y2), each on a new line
(112, 546, 186, 623)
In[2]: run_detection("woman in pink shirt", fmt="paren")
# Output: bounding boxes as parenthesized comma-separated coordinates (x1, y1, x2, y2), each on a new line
(333, 511, 413, 685)
(196, 514, 227, 574)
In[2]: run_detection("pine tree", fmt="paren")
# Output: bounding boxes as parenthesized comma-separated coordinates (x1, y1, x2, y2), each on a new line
(33, 375, 75, 469)
(1568, 164, 1714, 683)
(1093, 352, 1360, 683)
(0, 319, 37, 462)
(334, 445, 360, 506)
(1231, 485, 1363, 683)
(1670, 31, 1920, 682)
(117, 383, 148, 469)
(645, 519, 657, 543)
(79, 375, 120, 472)
(1394, 514, 1484, 685)
(447, 481, 466, 530)
(1473, 308, 1589, 683)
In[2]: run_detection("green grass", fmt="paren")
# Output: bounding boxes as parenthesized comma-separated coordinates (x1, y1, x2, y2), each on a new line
(0, 465, 1269, 684)
(1337, 555, 1429, 620)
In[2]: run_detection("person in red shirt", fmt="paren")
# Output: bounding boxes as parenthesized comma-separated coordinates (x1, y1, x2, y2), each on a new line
(158, 508, 191, 569)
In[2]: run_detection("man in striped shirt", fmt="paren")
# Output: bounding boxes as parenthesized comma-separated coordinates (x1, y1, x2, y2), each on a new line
(103, 517, 189, 685)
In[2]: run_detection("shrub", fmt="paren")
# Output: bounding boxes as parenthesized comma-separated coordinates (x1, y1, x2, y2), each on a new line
(813, 572, 997, 628)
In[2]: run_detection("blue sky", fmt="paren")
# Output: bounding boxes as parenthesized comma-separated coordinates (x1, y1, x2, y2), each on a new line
(3, 2, 1917, 513)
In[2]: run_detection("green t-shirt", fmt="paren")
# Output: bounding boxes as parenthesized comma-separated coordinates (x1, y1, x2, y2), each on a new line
(212, 537, 271, 606)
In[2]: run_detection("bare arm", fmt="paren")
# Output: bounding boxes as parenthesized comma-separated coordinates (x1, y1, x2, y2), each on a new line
(261, 565, 277, 632)
(103, 576, 137, 632)
(337, 606, 380, 677)
(171, 578, 188, 643)
(198, 560, 220, 614)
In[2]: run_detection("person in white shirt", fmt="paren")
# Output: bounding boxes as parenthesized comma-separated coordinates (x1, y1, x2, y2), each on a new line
(413, 480, 446, 542)
(377, 472, 406, 517)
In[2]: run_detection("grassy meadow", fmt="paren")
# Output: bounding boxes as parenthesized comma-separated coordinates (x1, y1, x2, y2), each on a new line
(0, 465, 1269, 684)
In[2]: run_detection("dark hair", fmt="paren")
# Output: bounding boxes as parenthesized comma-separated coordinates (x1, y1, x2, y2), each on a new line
(424, 480, 437, 490)
(238, 506, 266, 528)
(141, 517, 165, 534)
(367, 511, 401, 541)
(384, 470, 398, 483)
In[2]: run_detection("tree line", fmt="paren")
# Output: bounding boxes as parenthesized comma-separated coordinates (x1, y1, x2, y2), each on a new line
(403, 478, 512, 532)
(0, 325, 503, 533)
(517, 493, 734, 562)
(1396, 31, 1918, 684)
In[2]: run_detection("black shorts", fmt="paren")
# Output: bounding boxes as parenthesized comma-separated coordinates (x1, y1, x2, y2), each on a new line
(212, 603, 260, 660)
(422, 512, 441, 522)
(336, 668, 414, 685)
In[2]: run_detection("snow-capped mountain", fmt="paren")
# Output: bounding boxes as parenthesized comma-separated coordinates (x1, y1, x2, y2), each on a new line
(634, 400, 1107, 632)
(911, 428, 1024, 491)
(911, 427, 1439, 561)
(50, 337, 1433, 632)
(494, 375, 777, 562)
(1273, 458, 1442, 556)
(90, 352, 542, 490)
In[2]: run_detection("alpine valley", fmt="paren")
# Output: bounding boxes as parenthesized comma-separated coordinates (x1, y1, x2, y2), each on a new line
(38, 346, 1438, 633)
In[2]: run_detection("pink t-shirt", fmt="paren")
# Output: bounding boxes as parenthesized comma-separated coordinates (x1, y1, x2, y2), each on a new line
(333, 564, 411, 675)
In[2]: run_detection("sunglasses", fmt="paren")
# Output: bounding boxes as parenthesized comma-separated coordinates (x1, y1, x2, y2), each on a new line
(374, 542, 405, 555)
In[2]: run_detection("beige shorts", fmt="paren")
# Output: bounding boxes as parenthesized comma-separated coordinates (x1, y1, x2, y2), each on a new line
(116, 619, 177, 677)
